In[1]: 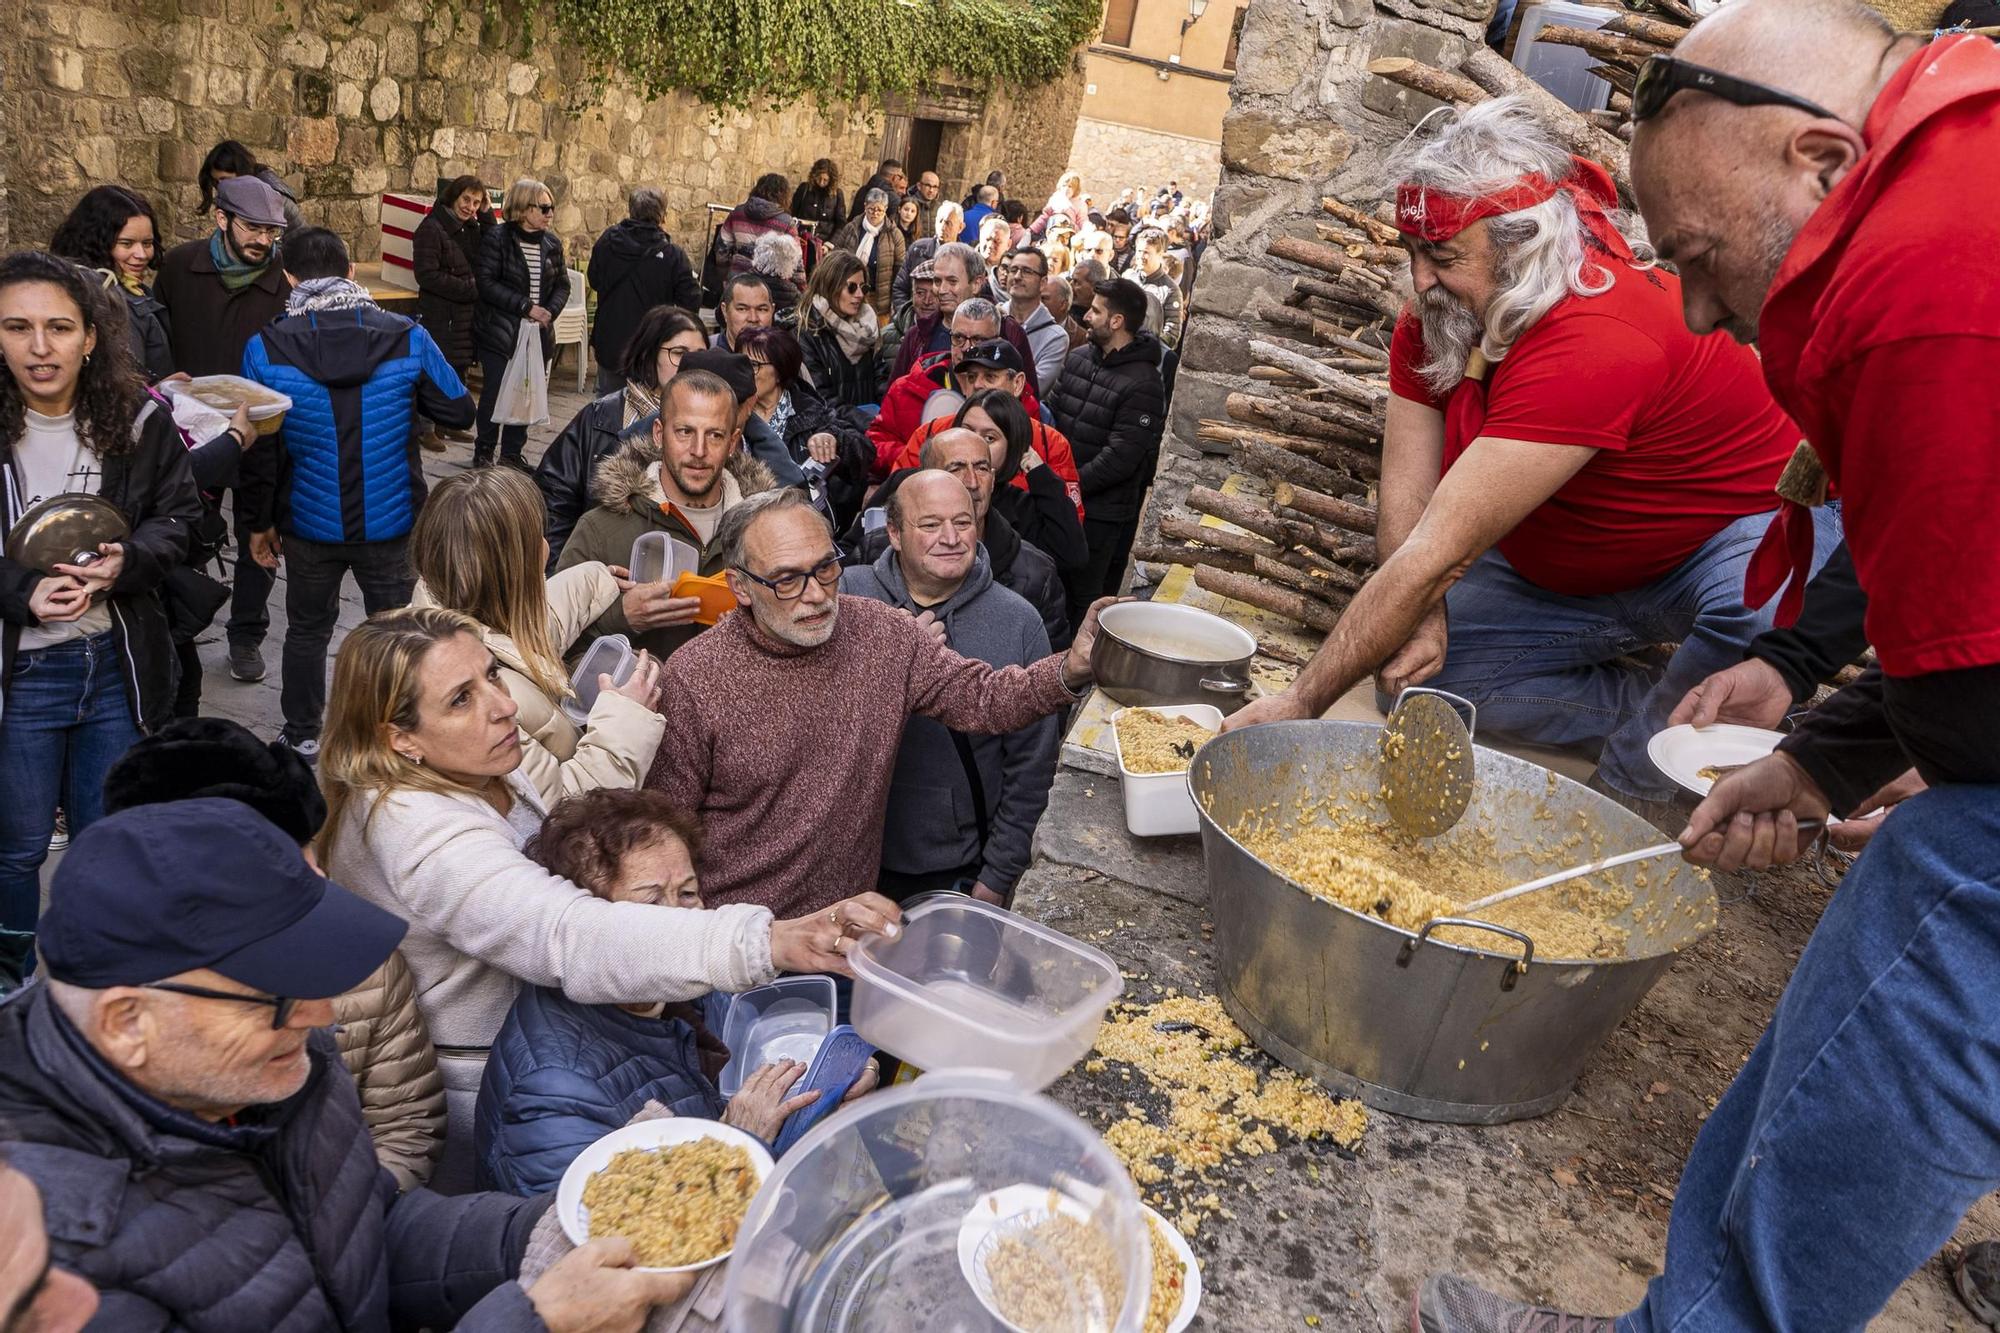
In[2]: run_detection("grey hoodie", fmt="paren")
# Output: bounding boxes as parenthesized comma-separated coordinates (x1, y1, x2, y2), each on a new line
(843, 546, 1058, 896)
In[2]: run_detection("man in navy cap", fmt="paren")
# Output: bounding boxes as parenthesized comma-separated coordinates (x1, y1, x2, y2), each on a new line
(154, 171, 297, 686)
(0, 800, 690, 1332)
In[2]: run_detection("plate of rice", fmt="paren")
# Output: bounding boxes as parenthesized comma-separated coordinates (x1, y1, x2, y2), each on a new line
(958, 1183, 1200, 1333)
(556, 1119, 775, 1273)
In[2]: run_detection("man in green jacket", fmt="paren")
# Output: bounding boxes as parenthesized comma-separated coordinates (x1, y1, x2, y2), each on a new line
(556, 370, 777, 660)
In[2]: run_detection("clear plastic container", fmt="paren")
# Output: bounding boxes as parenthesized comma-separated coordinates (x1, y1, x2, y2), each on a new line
(1512, 1, 1616, 112)
(716, 975, 839, 1098)
(560, 633, 636, 725)
(628, 530, 699, 586)
(849, 898, 1123, 1091)
(1109, 704, 1222, 837)
(722, 1072, 1150, 1333)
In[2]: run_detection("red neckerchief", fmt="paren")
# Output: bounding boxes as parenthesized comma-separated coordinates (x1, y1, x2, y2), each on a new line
(1399, 157, 1639, 452)
(1747, 34, 2000, 624)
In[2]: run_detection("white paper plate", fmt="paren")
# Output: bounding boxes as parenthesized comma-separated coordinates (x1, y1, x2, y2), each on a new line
(957, 1183, 1201, 1333)
(556, 1118, 775, 1273)
(1646, 723, 1785, 797)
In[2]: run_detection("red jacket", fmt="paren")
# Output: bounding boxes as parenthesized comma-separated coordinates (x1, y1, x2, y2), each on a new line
(893, 416, 1086, 524)
(1756, 34, 2000, 677)
(867, 353, 1048, 479)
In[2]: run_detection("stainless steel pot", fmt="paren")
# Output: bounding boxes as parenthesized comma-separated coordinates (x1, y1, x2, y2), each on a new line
(1188, 720, 1717, 1124)
(1090, 602, 1257, 714)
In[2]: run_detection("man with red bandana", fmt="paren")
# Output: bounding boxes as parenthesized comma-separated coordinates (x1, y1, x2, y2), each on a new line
(1223, 97, 1835, 811)
(1411, 4, 2000, 1331)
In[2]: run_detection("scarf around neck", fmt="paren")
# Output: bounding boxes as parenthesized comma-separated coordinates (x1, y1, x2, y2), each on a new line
(209, 230, 272, 292)
(813, 295, 880, 364)
(286, 276, 376, 316)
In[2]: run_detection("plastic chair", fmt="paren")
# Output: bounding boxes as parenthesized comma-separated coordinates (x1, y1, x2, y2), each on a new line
(553, 266, 589, 391)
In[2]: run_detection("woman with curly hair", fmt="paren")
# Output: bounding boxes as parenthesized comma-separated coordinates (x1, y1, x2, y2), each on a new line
(788, 157, 847, 240)
(49, 185, 174, 382)
(0, 251, 204, 932)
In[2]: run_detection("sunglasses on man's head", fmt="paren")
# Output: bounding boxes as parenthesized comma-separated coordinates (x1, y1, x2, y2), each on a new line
(1631, 55, 1841, 125)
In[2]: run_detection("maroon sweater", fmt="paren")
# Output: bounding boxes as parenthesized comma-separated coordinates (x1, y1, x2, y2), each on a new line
(648, 595, 1075, 918)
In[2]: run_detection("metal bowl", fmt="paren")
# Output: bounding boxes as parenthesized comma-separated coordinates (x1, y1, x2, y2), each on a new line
(1090, 601, 1257, 714)
(5, 494, 131, 574)
(1188, 720, 1717, 1123)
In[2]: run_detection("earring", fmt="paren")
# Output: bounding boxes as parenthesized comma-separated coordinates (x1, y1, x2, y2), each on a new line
(83, 352, 91, 367)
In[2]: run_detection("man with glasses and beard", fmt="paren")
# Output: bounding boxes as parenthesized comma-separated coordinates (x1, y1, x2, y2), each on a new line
(1222, 96, 1838, 816)
(645, 488, 1114, 921)
(154, 175, 294, 685)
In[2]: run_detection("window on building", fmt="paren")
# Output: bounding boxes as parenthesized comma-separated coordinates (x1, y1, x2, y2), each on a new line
(1224, 6, 1247, 70)
(1102, 0, 1138, 47)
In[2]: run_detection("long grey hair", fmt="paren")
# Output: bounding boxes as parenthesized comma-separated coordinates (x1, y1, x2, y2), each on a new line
(1386, 98, 1653, 396)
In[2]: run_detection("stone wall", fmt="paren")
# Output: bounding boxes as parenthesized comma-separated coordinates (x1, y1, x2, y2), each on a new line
(1169, 0, 1496, 448)
(1066, 117, 1223, 200)
(3, 0, 1087, 261)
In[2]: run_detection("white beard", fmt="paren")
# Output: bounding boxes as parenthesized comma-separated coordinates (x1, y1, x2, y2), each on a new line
(1414, 285, 1484, 397)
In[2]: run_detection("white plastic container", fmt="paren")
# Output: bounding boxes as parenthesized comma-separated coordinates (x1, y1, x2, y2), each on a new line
(628, 530, 700, 586)
(1109, 704, 1223, 837)
(560, 633, 635, 725)
(716, 975, 839, 1098)
(848, 898, 1122, 1092)
(1512, 0, 1617, 112)
(159, 374, 294, 436)
(722, 1072, 1150, 1333)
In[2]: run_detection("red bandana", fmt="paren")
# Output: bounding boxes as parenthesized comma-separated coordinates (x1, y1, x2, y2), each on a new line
(1394, 156, 1636, 264)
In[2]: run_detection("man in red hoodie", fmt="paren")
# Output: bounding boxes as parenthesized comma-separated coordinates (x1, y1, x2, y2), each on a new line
(1411, 5, 2000, 1331)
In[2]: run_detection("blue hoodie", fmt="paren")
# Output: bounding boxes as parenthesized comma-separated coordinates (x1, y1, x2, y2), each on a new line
(242, 302, 473, 543)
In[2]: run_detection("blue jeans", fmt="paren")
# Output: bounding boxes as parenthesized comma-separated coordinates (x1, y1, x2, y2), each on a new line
(1621, 783, 2000, 1332)
(1423, 507, 1844, 802)
(0, 632, 143, 930)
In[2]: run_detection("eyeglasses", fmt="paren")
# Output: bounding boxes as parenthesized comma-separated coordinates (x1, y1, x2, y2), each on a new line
(226, 216, 284, 240)
(531, 202, 555, 214)
(661, 346, 691, 364)
(141, 981, 297, 1029)
(949, 330, 994, 348)
(999, 264, 1045, 279)
(1631, 56, 1841, 125)
(735, 552, 843, 600)
(842, 279, 866, 293)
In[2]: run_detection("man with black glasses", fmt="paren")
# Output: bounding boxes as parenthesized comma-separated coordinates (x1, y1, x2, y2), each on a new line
(0, 800, 690, 1332)
(998, 247, 1068, 393)
(647, 488, 1113, 921)
(154, 175, 293, 685)
(1413, 5, 2000, 1331)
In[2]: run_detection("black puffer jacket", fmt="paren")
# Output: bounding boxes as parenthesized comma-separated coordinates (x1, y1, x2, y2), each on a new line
(772, 379, 872, 531)
(124, 287, 175, 382)
(535, 389, 653, 568)
(0, 983, 548, 1332)
(0, 401, 203, 734)
(587, 220, 700, 368)
(788, 182, 848, 239)
(1043, 332, 1167, 523)
(853, 467, 1070, 649)
(413, 207, 481, 368)
(474, 222, 570, 361)
(798, 318, 883, 412)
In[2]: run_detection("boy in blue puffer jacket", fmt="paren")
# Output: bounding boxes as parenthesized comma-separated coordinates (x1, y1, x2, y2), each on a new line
(239, 226, 475, 761)
(474, 789, 881, 1196)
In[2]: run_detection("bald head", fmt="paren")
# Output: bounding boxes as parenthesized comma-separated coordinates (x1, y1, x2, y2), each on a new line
(1630, 0, 1918, 343)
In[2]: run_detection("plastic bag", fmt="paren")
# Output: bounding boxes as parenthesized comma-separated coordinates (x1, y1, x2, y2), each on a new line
(492, 319, 549, 427)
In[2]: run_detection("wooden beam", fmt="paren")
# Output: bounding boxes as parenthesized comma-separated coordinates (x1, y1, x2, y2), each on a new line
(1195, 568, 1346, 632)
(1319, 197, 1400, 245)
(1271, 480, 1378, 537)
(1366, 55, 1488, 107)
(1602, 12, 1687, 47)
(1539, 24, 1672, 67)
(1457, 46, 1630, 186)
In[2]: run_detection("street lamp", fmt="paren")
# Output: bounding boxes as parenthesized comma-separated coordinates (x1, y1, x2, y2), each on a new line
(1182, 0, 1209, 35)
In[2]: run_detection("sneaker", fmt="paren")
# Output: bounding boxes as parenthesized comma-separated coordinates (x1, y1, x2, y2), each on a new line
(1412, 1274, 1617, 1333)
(1955, 1240, 2000, 1327)
(277, 734, 320, 766)
(47, 809, 69, 853)
(228, 641, 267, 683)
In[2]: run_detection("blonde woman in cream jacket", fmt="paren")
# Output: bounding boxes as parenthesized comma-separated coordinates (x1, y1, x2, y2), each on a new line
(408, 466, 663, 804)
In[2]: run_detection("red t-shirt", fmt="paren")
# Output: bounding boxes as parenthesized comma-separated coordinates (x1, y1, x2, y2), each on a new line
(1757, 35, 2000, 677)
(1389, 265, 1796, 597)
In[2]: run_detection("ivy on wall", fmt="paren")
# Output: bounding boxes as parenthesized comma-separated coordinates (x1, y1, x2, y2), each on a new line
(549, 0, 1100, 110)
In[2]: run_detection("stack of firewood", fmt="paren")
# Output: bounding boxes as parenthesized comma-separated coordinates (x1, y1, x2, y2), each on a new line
(1134, 201, 1403, 636)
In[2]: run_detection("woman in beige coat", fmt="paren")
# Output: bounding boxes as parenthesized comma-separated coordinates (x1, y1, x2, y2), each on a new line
(408, 467, 664, 806)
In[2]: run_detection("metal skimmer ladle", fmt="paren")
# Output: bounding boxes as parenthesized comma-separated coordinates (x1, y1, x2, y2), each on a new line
(1379, 688, 1476, 838)
(1459, 820, 1827, 918)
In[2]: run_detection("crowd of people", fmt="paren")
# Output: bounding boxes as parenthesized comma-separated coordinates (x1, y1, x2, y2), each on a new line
(0, 135, 1203, 1329)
